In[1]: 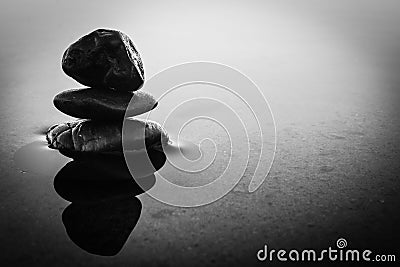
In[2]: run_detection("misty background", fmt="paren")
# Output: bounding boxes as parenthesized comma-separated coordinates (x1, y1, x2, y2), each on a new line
(1, 0, 399, 130)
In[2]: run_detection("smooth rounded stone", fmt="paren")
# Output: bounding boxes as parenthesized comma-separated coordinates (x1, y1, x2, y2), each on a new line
(46, 118, 169, 154)
(53, 88, 157, 120)
(62, 29, 144, 91)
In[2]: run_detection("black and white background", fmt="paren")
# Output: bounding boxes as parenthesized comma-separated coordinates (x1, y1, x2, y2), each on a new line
(0, 0, 399, 266)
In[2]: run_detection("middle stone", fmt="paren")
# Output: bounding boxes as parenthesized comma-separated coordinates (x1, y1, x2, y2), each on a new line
(53, 88, 157, 120)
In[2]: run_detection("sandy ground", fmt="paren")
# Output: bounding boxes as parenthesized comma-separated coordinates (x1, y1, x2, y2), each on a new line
(1, 1, 400, 266)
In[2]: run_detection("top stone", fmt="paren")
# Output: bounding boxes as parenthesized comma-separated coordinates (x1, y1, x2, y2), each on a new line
(62, 29, 145, 92)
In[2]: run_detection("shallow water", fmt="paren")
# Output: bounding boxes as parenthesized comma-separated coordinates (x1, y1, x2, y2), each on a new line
(13, 133, 165, 256)
(13, 128, 218, 255)
(14, 134, 205, 180)
(14, 140, 70, 176)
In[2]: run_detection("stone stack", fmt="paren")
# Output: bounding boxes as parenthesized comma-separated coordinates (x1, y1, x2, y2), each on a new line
(46, 29, 168, 164)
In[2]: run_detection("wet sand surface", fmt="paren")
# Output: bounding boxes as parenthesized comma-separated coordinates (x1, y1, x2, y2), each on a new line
(1, 1, 400, 266)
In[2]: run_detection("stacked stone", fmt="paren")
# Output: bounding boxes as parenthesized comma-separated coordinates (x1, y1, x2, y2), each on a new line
(46, 29, 168, 160)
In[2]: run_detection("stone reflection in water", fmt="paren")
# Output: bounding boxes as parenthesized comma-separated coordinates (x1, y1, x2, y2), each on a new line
(62, 196, 142, 256)
(54, 149, 166, 256)
(54, 160, 159, 203)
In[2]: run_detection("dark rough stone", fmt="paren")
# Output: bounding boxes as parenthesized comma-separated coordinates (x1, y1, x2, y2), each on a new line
(46, 119, 169, 153)
(53, 88, 157, 120)
(62, 29, 144, 91)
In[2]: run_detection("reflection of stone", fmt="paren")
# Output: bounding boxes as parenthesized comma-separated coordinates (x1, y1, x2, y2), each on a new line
(53, 151, 165, 202)
(54, 148, 162, 256)
(53, 88, 157, 120)
(62, 29, 144, 92)
(62, 196, 142, 256)
(59, 149, 166, 179)
(54, 162, 156, 203)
